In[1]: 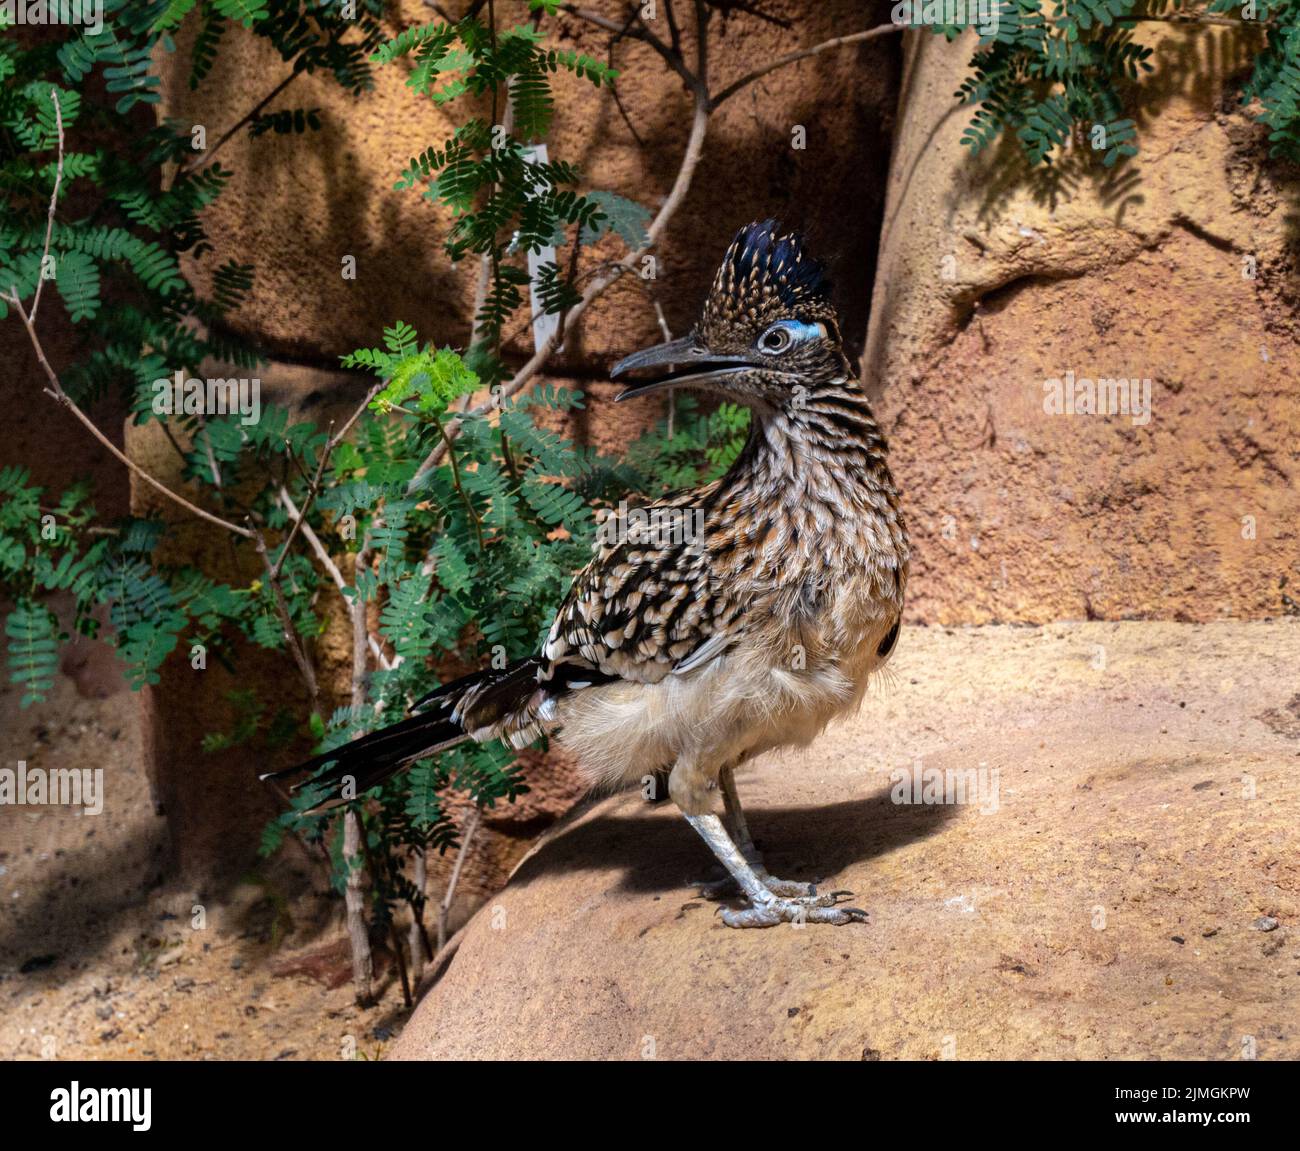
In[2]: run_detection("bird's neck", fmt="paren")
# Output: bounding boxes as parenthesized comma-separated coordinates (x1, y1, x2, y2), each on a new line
(708, 371, 910, 600)
(727, 374, 901, 510)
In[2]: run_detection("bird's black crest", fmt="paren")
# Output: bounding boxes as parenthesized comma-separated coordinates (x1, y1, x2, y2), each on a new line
(715, 219, 832, 312)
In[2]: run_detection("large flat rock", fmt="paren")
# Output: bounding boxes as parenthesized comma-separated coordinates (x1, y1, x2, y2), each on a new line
(390, 621, 1300, 1060)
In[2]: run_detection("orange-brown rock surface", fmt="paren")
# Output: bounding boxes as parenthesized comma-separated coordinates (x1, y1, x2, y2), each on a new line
(390, 620, 1300, 1060)
(865, 29, 1299, 625)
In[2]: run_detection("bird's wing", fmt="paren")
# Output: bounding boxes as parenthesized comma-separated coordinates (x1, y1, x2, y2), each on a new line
(266, 493, 745, 802)
(541, 489, 745, 684)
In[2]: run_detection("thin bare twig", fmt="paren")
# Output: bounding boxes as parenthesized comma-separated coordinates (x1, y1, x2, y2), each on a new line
(664, 0, 682, 57)
(29, 86, 64, 325)
(342, 539, 380, 1007)
(268, 425, 333, 582)
(10, 90, 256, 541)
(562, 5, 704, 96)
(182, 71, 298, 175)
(651, 296, 675, 437)
(13, 292, 255, 538)
(710, 22, 902, 107)
(437, 804, 482, 953)
(268, 377, 383, 600)
(601, 8, 648, 144)
(277, 485, 394, 671)
(252, 526, 320, 705)
(349, 537, 377, 708)
(694, 0, 709, 88)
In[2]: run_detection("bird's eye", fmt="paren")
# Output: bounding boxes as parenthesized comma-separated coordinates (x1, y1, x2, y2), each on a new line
(758, 324, 793, 355)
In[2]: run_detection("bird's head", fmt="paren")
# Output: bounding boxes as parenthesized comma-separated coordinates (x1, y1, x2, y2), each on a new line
(612, 220, 846, 412)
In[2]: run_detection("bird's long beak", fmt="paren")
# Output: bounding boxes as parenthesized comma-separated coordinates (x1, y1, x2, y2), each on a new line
(610, 335, 753, 402)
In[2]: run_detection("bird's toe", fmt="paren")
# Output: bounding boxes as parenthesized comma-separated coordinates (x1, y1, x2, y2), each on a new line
(760, 876, 820, 899)
(718, 894, 869, 929)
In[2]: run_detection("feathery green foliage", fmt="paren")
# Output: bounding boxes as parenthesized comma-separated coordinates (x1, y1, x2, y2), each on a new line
(378, 8, 627, 387)
(928, 0, 1151, 168)
(1210, 0, 1300, 162)
(0, 0, 716, 952)
(932, 2, 1300, 170)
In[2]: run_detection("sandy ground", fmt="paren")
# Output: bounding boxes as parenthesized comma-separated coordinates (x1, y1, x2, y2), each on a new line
(0, 671, 413, 1061)
(3, 620, 1297, 1060)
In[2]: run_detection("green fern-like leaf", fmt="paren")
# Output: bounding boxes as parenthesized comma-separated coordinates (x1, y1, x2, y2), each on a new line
(431, 534, 473, 598)
(545, 49, 618, 87)
(211, 0, 269, 29)
(379, 572, 432, 660)
(509, 63, 554, 139)
(154, 0, 199, 31)
(1018, 93, 1073, 166)
(54, 250, 101, 321)
(371, 20, 455, 65)
(6, 600, 59, 708)
(580, 190, 651, 249)
(520, 470, 585, 526)
(117, 612, 186, 689)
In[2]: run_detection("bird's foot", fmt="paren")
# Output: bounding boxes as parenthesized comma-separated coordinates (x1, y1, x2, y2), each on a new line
(761, 874, 833, 900)
(719, 891, 868, 929)
(695, 866, 827, 902)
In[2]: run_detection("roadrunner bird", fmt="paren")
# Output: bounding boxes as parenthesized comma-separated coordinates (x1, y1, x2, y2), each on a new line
(263, 220, 909, 928)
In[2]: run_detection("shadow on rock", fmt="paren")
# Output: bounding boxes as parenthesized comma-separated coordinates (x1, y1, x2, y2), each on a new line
(509, 784, 960, 896)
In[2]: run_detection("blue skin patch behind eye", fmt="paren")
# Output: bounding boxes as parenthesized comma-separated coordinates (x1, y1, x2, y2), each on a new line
(774, 320, 825, 344)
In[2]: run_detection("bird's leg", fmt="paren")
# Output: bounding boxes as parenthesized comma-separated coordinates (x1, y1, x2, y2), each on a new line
(719, 763, 760, 863)
(696, 764, 845, 901)
(684, 813, 867, 929)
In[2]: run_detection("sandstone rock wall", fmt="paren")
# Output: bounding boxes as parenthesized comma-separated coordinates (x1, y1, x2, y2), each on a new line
(864, 26, 1299, 626)
(167, 0, 897, 370)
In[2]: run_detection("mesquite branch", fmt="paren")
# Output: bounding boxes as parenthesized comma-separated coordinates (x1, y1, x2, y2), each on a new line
(437, 804, 482, 955)
(8, 89, 255, 541)
(408, 4, 900, 490)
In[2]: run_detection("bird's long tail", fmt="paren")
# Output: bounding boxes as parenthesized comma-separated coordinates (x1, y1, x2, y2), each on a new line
(259, 657, 556, 807)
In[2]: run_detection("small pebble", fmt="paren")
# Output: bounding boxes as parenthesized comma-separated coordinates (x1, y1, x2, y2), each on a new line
(1252, 917, 1280, 932)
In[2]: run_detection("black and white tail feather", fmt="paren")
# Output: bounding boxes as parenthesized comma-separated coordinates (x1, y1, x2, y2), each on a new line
(258, 658, 611, 808)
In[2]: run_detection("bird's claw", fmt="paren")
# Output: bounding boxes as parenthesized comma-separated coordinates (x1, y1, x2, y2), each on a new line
(719, 894, 869, 929)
